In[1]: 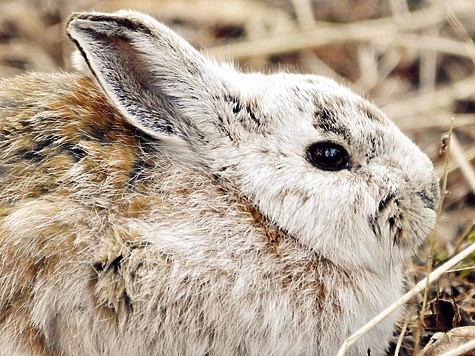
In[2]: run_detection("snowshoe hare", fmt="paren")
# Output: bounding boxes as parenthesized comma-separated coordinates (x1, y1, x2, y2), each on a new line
(0, 10, 439, 356)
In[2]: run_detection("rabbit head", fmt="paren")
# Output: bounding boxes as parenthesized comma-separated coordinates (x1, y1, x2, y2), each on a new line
(68, 10, 439, 273)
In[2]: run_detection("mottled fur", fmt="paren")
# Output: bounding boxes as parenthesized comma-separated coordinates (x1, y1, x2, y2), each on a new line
(0, 11, 439, 356)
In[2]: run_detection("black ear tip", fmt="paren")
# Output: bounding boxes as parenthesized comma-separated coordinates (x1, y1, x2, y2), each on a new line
(67, 12, 92, 27)
(66, 13, 79, 30)
(67, 12, 115, 30)
(66, 12, 148, 39)
(66, 13, 116, 41)
(66, 13, 94, 37)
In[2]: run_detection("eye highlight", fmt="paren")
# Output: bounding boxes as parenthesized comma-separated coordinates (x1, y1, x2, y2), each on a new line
(306, 142, 351, 171)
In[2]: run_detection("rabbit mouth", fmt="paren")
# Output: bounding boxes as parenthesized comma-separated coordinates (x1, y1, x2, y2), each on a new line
(368, 187, 437, 252)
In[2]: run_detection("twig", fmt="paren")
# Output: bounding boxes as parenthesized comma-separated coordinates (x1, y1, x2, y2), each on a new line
(381, 75, 475, 121)
(451, 224, 475, 257)
(447, 265, 475, 273)
(435, 145, 475, 178)
(449, 134, 475, 194)
(419, 27, 439, 94)
(394, 307, 416, 356)
(290, 0, 316, 30)
(397, 113, 474, 131)
(434, 338, 475, 356)
(388, 0, 410, 22)
(414, 119, 454, 356)
(432, 0, 475, 67)
(207, 6, 448, 59)
(375, 34, 474, 58)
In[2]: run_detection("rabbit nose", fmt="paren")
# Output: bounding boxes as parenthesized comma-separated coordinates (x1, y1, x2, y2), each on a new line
(416, 176, 440, 211)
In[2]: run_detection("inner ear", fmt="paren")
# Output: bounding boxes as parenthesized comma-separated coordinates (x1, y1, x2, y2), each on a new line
(68, 14, 204, 141)
(108, 35, 154, 92)
(91, 33, 179, 136)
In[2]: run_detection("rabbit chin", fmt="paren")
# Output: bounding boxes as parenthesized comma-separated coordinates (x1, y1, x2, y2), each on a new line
(264, 198, 435, 274)
(225, 157, 438, 273)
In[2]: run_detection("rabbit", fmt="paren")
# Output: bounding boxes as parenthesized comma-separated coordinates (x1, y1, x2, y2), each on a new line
(0, 10, 439, 356)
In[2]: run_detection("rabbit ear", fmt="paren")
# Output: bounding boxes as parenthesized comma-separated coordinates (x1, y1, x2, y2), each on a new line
(67, 11, 220, 143)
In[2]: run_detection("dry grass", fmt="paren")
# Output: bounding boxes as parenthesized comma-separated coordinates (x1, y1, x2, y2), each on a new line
(1, 0, 474, 355)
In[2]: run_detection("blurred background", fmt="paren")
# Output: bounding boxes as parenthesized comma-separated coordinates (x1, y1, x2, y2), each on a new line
(1, 0, 475, 354)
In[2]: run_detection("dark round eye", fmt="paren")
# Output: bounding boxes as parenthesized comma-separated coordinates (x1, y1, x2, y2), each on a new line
(306, 142, 351, 171)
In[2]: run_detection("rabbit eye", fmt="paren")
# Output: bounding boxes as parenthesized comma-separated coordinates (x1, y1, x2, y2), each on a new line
(306, 142, 350, 171)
